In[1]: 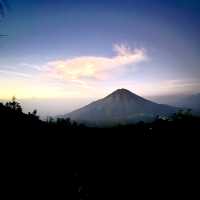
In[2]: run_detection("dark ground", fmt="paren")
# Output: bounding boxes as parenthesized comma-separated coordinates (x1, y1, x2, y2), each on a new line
(1, 100, 199, 198)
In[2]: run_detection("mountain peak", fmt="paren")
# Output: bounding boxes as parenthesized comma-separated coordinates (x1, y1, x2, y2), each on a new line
(114, 88, 132, 94)
(105, 88, 137, 99)
(65, 88, 177, 125)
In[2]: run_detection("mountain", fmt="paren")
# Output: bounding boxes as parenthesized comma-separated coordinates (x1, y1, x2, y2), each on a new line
(64, 89, 178, 126)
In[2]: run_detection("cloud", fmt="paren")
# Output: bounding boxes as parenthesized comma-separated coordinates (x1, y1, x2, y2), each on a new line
(43, 44, 147, 82)
(159, 79, 200, 94)
(116, 79, 200, 96)
(0, 69, 33, 78)
(20, 63, 43, 71)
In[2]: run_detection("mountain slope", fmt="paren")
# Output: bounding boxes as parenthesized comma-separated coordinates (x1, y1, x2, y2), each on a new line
(171, 93, 200, 115)
(175, 93, 200, 111)
(64, 89, 178, 125)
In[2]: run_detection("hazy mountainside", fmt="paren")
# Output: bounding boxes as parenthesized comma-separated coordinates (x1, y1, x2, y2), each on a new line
(173, 94, 200, 111)
(65, 89, 178, 125)
(148, 93, 200, 114)
(1, 97, 200, 138)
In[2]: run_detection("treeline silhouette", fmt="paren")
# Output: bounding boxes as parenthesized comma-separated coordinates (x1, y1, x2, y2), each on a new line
(1, 97, 199, 199)
(0, 97, 200, 137)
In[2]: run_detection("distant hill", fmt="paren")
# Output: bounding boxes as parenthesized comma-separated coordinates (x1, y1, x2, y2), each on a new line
(174, 93, 200, 113)
(64, 89, 178, 126)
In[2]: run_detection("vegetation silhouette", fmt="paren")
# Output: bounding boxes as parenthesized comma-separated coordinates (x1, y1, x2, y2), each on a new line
(0, 0, 8, 19)
(0, 97, 200, 137)
(0, 1, 195, 197)
(0, 0, 9, 37)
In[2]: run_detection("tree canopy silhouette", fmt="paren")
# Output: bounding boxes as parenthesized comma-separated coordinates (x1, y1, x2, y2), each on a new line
(0, 97, 200, 137)
(0, 0, 8, 19)
(5, 96, 22, 113)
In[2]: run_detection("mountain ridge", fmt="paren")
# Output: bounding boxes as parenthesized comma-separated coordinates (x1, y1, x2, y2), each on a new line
(64, 89, 178, 126)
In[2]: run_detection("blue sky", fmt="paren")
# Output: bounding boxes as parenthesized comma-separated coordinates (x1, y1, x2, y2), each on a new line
(0, 0, 200, 100)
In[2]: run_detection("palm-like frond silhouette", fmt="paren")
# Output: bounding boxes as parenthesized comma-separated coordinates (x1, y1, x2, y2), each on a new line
(0, 1, 5, 18)
(0, 0, 8, 19)
(0, 0, 9, 37)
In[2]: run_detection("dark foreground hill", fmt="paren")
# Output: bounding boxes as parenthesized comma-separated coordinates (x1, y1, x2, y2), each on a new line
(65, 89, 178, 126)
(1, 98, 200, 199)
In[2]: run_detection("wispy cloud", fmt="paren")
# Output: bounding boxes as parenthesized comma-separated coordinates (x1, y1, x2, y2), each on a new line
(116, 79, 200, 96)
(0, 69, 33, 78)
(20, 63, 43, 71)
(0, 44, 148, 99)
(43, 44, 147, 82)
(159, 79, 200, 94)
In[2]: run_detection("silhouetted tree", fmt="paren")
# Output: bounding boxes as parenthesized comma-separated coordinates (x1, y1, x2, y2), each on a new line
(32, 109, 37, 116)
(47, 116, 54, 123)
(0, 0, 8, 19)
(5, 96, 22, 113)
(28, 109, 40, 121)
(0, 97, 200, 137)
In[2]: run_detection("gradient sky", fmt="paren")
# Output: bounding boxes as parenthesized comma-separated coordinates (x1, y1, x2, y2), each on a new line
(0, 0, 200, 100)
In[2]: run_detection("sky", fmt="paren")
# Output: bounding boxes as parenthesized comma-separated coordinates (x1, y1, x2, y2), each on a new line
(0, 0, 200, 105)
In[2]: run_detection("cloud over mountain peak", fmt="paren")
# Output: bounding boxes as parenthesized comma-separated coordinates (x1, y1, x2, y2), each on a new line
(44, 44, 147, 81)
